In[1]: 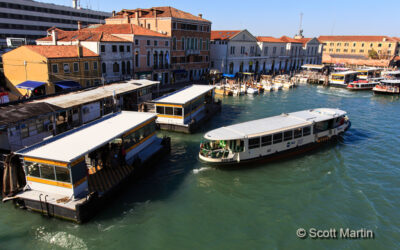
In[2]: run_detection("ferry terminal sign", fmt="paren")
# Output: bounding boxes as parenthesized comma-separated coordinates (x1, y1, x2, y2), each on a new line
(296, 227, 374, 239)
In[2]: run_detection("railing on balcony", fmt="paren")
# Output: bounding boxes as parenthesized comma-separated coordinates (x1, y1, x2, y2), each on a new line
(185, 49, 200, 55)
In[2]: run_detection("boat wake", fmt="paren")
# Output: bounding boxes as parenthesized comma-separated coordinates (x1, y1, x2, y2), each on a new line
(316, 88, 371, 98)
(193, 167, 212, 174)
(35, 226, 87, 249)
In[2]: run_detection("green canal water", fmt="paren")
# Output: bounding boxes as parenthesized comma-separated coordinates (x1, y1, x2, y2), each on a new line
(1, 85, 400, 249)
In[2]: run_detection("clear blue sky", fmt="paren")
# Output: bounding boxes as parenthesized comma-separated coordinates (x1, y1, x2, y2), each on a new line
(38, 0, 400, 37)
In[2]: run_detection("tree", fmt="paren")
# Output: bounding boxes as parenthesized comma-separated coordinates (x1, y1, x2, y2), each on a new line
(368, 49, 379, 59)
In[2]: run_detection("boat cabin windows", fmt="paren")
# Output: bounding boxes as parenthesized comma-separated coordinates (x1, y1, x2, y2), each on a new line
(314, 119, 334, 133)
(248, 137, 260, 149)
(261, 135, 272, 146)
(284, 131, 293, 141)
(294, 128, 302, 138)
(303, 126, 311, 136)
(156, 105, 183, 117)
(123, 121, 156, 151)
(230, 140, 244, 152)
(332, 75, 344, 81)
(25, 162, 71, 183)
(165, 107, 174, 115)
(273, 133, 283, 144)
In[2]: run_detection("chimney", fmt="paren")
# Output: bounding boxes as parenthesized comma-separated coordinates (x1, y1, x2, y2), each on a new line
(72, 0, 78, 9)
(52, 29, 58, 45)
(198, 14, 203, 18)
(153, 9, 158, 31)
(112, 10, 116, 17)
(77, 41, 83, 58)
(77, 21, 82, 30)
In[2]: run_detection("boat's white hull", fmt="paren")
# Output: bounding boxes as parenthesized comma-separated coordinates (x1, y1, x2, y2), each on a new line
(199, 121, 350, 166)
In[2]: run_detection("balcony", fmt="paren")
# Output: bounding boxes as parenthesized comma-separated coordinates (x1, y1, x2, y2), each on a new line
(185, 49, 200, 55)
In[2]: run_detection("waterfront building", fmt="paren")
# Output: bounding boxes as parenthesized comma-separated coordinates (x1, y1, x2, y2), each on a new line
(319, 36, 398, 59)
(151, 85, 219, 133)
(0, 79, 158, 152)
(0, 0, 110, 46)
(36, 24, 170, 84)
(210, 30, 260, 74)
(2, 45, 101, 97)
(256, 36, 291, 73)
(105, 7, 211, 83)
(211, 29, 323, 75)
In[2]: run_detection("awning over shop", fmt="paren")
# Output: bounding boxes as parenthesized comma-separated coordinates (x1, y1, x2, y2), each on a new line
(16, 81, 46, 90)
(222, 74, 235, 78)
(54, 81, 81, 89)
(173, 69, 187, 74)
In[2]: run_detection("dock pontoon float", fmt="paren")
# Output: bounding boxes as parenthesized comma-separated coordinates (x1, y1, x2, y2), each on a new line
(152, 85, 221, 133)
(10, 111, 170, 223)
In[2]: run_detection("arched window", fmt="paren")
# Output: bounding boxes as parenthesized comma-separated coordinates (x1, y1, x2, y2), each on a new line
(173, 37, 177, 50)
(165, 51, 169, 66)
(159, 51, 164, 67)
(135, 51, 139, 67)
(191, 38, 194, 49)
(200, 38, 203, 50)
(186, 37, 190, 50)
(113, 62, 119, 73)
(181, 37, 185, 50)
(122, 61, 126, 75)
(127, 61, 131, 74)
(102, 63, 106, 74)
(194, 38, 198, 50)
(147, 51, 151, 66)
(153, 51, 158, 67)
(229, 63, 234, 74)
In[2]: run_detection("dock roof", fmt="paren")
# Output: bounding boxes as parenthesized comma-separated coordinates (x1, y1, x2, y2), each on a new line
(153, 85, 215, 105)
(34, 79, 158, 109)
(0, 102, 60, 127)
(17, 111, 157, 163)
(204, 108, 347, 141)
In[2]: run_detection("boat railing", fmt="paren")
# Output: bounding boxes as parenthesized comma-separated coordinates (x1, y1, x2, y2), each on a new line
(200, 147, 231, 159)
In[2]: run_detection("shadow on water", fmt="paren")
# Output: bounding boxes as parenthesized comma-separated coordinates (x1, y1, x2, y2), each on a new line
(340, 128, 373, 145)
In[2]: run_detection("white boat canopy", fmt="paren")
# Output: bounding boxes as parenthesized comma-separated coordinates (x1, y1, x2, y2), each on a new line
(33, 79, 158, 109)
(16, 111, 157, 163)
(381, 70, 400, 75)
(332, 71, 359, 76)
(204, 108, 347, 141)
(301, 64, 325, 70)
(153, 85, 215, 105)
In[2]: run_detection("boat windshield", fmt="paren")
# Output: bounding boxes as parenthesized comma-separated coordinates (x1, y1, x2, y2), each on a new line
(200, 139, 244, 159)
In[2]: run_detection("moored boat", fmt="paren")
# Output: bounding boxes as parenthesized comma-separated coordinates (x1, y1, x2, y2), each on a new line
(346, 78, 382, 91)
(199, 108, 350, 166)
(372, 80, 400, 95)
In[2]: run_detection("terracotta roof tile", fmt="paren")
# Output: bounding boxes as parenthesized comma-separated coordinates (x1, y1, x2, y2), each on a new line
(211, 30, 241, 40)
(25, 45, 99, 58)
(318, 35, 396, 42)
(279, 36, 302, 44)
(82, 24, 168, 37)
(117, 7, 211, 22)
(256, 36, 285, 43)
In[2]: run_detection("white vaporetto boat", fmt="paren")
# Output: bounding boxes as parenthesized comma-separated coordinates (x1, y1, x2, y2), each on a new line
(199, 108, 350, 165)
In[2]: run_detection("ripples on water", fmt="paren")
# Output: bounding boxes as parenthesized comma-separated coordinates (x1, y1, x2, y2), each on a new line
(0, 85, 399, 249)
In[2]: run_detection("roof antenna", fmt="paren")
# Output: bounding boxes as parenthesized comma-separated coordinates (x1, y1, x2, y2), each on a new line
(295, 12, 304, 39)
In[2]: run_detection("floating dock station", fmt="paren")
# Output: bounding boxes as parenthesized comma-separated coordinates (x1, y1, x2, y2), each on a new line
(8, 111, 170, 223)
(0, 79, 158, 153)
(151, 85, 221, 133)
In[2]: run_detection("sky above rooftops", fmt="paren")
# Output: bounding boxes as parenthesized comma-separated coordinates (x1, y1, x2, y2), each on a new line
(37, 0, 400, 37)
